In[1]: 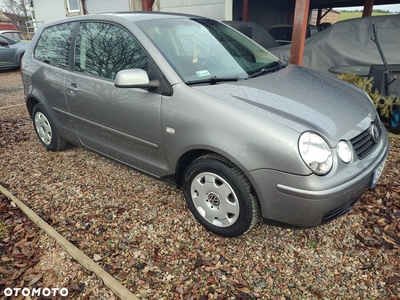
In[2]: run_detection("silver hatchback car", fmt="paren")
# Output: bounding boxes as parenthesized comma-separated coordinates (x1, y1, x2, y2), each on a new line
(21, 12, 389, 237)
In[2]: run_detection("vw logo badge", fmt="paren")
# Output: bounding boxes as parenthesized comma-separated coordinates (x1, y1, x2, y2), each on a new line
(369, 123, 379, 143)
(208, 193, 220, 206)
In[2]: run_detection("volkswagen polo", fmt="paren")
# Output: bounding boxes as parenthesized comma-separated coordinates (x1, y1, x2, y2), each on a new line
(21, 12, 389, 237)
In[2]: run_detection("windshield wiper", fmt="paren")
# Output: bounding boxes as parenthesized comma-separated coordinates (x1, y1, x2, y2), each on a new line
(248, 62, 288, 79)
(186, 76, 240, 86)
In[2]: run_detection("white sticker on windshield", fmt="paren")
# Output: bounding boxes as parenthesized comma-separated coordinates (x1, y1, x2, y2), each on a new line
(196, 70, 211, 77)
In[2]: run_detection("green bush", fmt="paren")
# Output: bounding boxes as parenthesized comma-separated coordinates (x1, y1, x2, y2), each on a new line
(337, 72, 400, 118)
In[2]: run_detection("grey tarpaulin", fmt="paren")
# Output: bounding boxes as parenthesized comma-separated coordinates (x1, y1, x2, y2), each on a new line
(268, 15, 400, 75)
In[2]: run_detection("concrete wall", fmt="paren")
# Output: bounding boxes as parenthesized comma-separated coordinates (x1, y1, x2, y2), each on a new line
(84, 0, 130, 14)
(32, 0, 67, 24)
(159, 0, 226, 20)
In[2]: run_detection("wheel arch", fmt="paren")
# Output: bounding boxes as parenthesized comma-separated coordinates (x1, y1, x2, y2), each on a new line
(174, 149, 212, 187)
(17, 51, 25, 66)
(174, 149, 258, 197)
(26, 96, 40, 117)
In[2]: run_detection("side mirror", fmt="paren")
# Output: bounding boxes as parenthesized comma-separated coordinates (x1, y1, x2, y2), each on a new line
(0, 39, 9, 47)
(114, 69, 159, 89)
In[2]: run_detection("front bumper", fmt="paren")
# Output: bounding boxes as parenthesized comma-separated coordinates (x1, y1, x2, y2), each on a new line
(247, 131, 390, 227)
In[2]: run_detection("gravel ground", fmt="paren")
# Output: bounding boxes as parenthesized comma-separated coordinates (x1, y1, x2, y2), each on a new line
(1, 69, 399, 299)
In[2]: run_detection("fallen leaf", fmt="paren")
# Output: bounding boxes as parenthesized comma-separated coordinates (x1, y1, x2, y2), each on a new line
(381, 264, 393, 271)
(27, 273, 43, 286)
(236, 286, 251, 293)
(13, 262, 27, 268)
(68, 282, 84, 292)
(267, 277, 273, 287)
(373, 226, 381, 235)
(1, 256, 12, 262)
(387, 276, 399, 285)
(134, 263, 147, 271)
(93, 254, 102, 261)
(0, 267, 13, 276)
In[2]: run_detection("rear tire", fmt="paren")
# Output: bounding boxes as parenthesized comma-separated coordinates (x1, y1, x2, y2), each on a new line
(183, 154, 260, 237)
(389, 105, 400, 134)
(32, 103, 68, 151)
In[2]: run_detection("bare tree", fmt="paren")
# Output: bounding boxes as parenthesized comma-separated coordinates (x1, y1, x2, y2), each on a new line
(1, 0, 30, 33)
(1, 0, 29, 18)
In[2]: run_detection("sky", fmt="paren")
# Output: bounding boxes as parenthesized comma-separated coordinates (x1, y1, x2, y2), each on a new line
(336, 4, 400, 12)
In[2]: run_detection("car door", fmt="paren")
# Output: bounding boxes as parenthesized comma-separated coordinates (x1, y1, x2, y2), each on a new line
(31, 22, 75, 135)
(0, 36, 15, 67)
(65, 21, 167, 175)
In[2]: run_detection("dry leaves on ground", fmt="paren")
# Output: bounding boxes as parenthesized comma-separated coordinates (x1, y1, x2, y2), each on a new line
(0, 194, 105, 299)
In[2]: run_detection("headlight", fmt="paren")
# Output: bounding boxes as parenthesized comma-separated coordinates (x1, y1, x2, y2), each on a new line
(337, 140, 353, 163)
(299, 132, 333, 175)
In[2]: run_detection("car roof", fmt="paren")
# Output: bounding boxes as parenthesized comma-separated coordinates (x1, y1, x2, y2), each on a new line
(45, 11, 206, 26)
(114, 11, 206, 21)
(0, 30, 22, 34)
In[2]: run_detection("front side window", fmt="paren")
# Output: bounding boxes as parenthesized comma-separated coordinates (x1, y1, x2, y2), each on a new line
(74, 22, 148, 80)
(34, 23, 74, 69)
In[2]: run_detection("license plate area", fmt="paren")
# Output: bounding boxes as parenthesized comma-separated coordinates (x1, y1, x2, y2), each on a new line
(370, 158, 386, 188)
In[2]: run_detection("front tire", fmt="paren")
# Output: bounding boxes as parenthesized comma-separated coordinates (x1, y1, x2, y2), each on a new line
(389, 105, 400, 134)
(32, 103, 68, 151)
(183, 154, 260, 237)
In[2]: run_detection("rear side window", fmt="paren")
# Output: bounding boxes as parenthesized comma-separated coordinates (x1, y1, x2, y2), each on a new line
(34, 23, 74, 69)
(74, 22, 148, 80)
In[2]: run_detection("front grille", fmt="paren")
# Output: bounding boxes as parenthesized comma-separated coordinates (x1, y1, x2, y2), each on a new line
(350, 119, 381, 159)
(322, 198, 359, 224)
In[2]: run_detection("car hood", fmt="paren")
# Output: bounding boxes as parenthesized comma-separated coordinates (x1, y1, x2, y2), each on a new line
(193, 64, 377, 145)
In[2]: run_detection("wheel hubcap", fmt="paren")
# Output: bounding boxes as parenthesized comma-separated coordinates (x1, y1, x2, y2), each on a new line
(191, 172, 239, 227)
(34, 112, 52, 145)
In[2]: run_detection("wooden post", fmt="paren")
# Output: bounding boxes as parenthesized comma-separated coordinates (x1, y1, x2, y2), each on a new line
(289, 0, 310, 66)
(242, 0, 249, 21)
(362, 0, 374, 17)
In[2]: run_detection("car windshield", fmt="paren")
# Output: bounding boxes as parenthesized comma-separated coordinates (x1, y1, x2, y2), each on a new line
(136, 18, 282, 83)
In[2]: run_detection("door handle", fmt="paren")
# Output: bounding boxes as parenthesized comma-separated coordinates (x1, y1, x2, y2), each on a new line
(67, 84, 79, 93)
